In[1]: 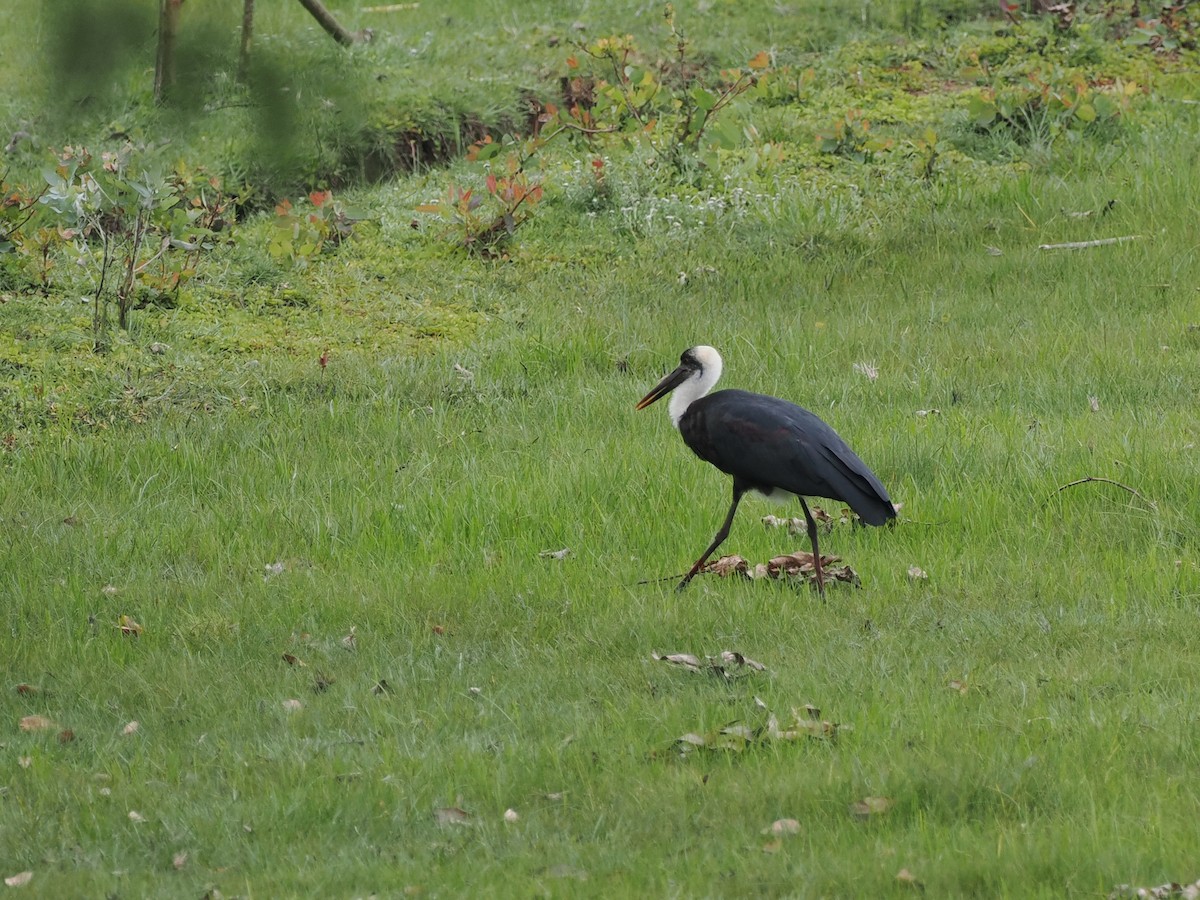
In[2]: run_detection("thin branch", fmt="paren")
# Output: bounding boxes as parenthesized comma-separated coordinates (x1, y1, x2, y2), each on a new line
(1038, 235, 1141, 251)
(296, 0, 368, 46)
(118, 209, 148, 329)
(134, 235, 173, 275)
(511, 122, 618, 175)
(1043, 475, 1157, 509)
(92, 222, 113, 346)
(636, 572, 690, 586)
(3, 184, 50, 235)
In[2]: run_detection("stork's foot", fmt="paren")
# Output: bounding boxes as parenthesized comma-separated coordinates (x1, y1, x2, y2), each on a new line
(811, 573, 826, 599)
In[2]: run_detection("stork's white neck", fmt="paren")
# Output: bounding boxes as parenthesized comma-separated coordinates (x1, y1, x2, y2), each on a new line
(669, 346, 723, 428)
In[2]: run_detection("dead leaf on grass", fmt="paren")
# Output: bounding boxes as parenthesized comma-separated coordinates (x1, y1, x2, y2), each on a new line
(767, 705, 844, 741)
(707, 554, 749, 576)
(663, 700, 845, 757)
(434, 806, 472, 826)
(117, 615, 142, 637)
(341, 627, 357, 651)
(762, 507, 852, 533)
(850, 796, 894, 820)
(652, 650, 766, 678)
(14, 684, 39, 696)
(761, 514, 809, 534)
(18, 757, 31, 769)
(312, 673, 334, 693)
(18, 716, 55, 732)
(128, 810, 146, 823)
(896, 868, 924, 889)
(57, 729, 75, 744)
(172, 851, 188, 871)
(948, 679, 969, 695)
(671, 723, 755, 755)
(281, 699, 303, 712)
(853, 361, 879, 381)
(654, 652, 704, 672)
(762, 818, 801, 836)
(4, 871, 33, 887)
(282, 653, 307, 667)
(907, 565, 928, 581)
(699, 550, 858, 588)
(1108, 880, 1200, 899)
(1089, 395, 1101, 413)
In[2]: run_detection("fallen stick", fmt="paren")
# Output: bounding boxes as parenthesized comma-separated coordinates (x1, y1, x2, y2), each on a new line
(1038, 235, 1140, 251)
(1043, 475, 1157, 509)
(636, 572, 690, 586)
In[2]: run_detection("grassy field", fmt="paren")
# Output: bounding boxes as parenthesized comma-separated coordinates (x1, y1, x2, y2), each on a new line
(4, 1, 1200, 897)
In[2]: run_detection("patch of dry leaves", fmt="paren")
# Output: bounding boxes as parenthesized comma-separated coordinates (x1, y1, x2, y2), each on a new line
(1110, 880, 1200, 900)
(658, 699, 846, 758)
(700, 550, 860, 588)
(652, 650, 766, 678)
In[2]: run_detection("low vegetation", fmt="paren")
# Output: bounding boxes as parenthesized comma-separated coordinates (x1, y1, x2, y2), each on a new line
(3, 1, 1199, 895)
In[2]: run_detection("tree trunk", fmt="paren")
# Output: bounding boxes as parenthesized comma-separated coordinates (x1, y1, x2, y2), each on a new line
(238, 0, 254, 81)
(154, 0, 185, 103)
(296, 0, 365, 47)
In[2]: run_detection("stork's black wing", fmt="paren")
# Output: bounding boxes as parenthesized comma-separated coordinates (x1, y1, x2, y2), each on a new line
(678, 389, 895, 525)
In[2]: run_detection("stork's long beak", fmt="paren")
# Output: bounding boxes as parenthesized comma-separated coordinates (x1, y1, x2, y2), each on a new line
(636, 365, 690, 410)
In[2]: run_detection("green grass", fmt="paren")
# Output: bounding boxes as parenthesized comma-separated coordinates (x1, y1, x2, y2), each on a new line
(4, 1, 1200, 896)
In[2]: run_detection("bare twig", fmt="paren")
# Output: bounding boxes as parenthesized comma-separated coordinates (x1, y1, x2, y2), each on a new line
(1043, 476, 1157, 509)
(117, 209, 148, 330)
(2, 184, 49, 235)
(636, 572, 690, 586)
(134, 235, 173, 275)
(1038, 235, 1140, 251)
(296, 0, 369, 46)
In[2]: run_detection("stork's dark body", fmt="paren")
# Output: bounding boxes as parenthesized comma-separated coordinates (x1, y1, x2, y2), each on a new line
(636, 346, 894, 593)
(679, 389, 895, 526)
